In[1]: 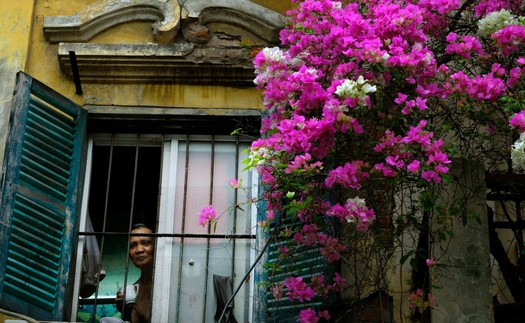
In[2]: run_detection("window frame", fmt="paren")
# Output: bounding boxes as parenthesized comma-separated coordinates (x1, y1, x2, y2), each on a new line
(72, 133, 259, 322)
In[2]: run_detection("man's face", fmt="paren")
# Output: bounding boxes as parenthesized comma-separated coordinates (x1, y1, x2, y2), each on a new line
(129, 227, 154, 270)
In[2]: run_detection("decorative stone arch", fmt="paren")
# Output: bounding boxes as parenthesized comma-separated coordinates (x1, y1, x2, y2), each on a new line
(181, 0, 285, 44)
(43, 0, 285, 45)
(42, 0, 286, 85)
(44, 0, 181, 43)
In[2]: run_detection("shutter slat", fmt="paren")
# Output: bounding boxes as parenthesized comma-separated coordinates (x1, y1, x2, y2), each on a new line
(19, 171, 68, 202)
(20, 153, 69, 191)
(4, 274, 56, 311)
(24, 137, 71, 170)
(9, 236, 61, 272)
(265, 216, 331, 323)
(29, 96, 76, 142)
(14, 194, 65, 230)
(0, 72, 86, 320)
(25, 126, 73, 163)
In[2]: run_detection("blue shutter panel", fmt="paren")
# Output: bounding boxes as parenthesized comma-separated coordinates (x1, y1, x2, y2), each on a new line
(265, 217, 327, 323)
(0, 72, 87, 321)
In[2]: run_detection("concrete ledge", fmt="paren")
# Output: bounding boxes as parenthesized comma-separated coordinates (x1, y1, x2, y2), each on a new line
(58, 42, 258, 85)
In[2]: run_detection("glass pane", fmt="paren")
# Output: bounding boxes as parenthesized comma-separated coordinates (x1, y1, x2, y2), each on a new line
(167, 138, 254, 322)
(168, 237, 252, 322)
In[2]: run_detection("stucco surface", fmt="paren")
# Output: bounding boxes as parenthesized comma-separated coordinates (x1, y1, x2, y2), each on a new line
(26, 0, 280, 109)
(0, 0, 35, 175)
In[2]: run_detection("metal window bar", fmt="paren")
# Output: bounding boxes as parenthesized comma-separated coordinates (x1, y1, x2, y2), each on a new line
(174, 136, 190, 322)
(77, 134, 253, 322)
(202, 135, 215, 323)
(88, 133, 115, 322)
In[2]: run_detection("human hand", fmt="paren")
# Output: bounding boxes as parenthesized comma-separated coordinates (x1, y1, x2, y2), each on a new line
(115, 290, 124, 312)
(117, 289, 124, 301)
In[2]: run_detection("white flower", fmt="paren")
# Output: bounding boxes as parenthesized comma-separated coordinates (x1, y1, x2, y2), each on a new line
(511, 133, 525, 170)
(477, 9, 518, 37)
(335, 79, 359, 97)
(424, 52, 434, 65)
(334, 76, 377, 106)
(332, 1, 342, 9)
(345, 197, 366, 223)
(382, 52, 390, 61)
(262, 47, 285, 63)
(248, 147, 273, 167)
(347, 197, 366, 208)
(362, 83, 377, 94)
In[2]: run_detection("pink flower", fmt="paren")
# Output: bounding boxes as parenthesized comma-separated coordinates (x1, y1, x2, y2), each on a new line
(266, 210, 275, 221)
(422, 170, 441, 183)
(445, 32, 457, 43)
(270, 284, 283, 299)
(426, 258, 436, 267)
(197, 205, 218, 227)
(510, 111, 525, 132)
(319, 310, 330, 320)
(409, 289, 435, 313)
(284, 277, 315, 302)
(331, 272, 346, 292)
(298, 308, 319, 323)
(325, 161, 369, 189)
(407, 160, 421, 173)
(228, 178, 240, 188)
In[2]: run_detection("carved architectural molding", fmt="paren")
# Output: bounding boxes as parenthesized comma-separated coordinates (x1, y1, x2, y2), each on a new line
(181, 0, 284, 44)
(43, 0, 284, 44)
(58, 42, 258, 85)
(44, 0, 285, 85)
(44, 0, 181, 43)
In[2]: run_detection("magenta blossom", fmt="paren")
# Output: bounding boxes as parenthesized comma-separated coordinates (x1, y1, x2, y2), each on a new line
(197, 205, 218, 227)
(510, 111, 525, 132)
(228, 178, 241, 188)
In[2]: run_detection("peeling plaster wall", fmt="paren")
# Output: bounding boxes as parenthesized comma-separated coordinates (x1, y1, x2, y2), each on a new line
(27, 0, 270, 109)
(0, 0, 35, 175)
(432, 160, 493, 323)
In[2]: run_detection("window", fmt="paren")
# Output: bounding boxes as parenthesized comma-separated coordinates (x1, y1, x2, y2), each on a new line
(0, 72, 260, 322)
(75, 134, 257, 322)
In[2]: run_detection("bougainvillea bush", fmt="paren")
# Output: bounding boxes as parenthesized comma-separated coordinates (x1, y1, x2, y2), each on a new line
(203, 0, 525, 321)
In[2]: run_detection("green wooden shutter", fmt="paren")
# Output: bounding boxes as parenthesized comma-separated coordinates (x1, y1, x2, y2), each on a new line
(0, 72, 87, 321)
(265, 216, 327, 323)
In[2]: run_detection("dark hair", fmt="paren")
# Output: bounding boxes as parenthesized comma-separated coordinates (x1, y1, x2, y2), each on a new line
(131, 223, 153, 232)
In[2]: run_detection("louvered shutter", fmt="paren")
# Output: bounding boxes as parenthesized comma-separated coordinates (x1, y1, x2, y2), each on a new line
(265, 216, 327, 323)
(0, 72, 87, 321)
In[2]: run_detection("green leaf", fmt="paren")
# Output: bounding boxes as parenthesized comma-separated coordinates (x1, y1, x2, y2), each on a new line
(422, 199, 434, 211)
(410, 257, 419, 272)
(441, 174, 452, 184)
(231, 128, 243, 135)
(446, 230, 454, 238)
(400, 250, 415, 265)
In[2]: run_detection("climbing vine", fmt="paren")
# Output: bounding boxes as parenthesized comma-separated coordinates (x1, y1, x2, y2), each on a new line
(201, 0, 525, 321)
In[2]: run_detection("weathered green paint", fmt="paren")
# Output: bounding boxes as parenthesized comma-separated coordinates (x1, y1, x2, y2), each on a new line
(0, 72, 87, 321)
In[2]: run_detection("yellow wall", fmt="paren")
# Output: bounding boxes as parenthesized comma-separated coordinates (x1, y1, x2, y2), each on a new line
(0, 0, 35, 173)
(26, 0, 289, 110)
(0, 0, 296, 171)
